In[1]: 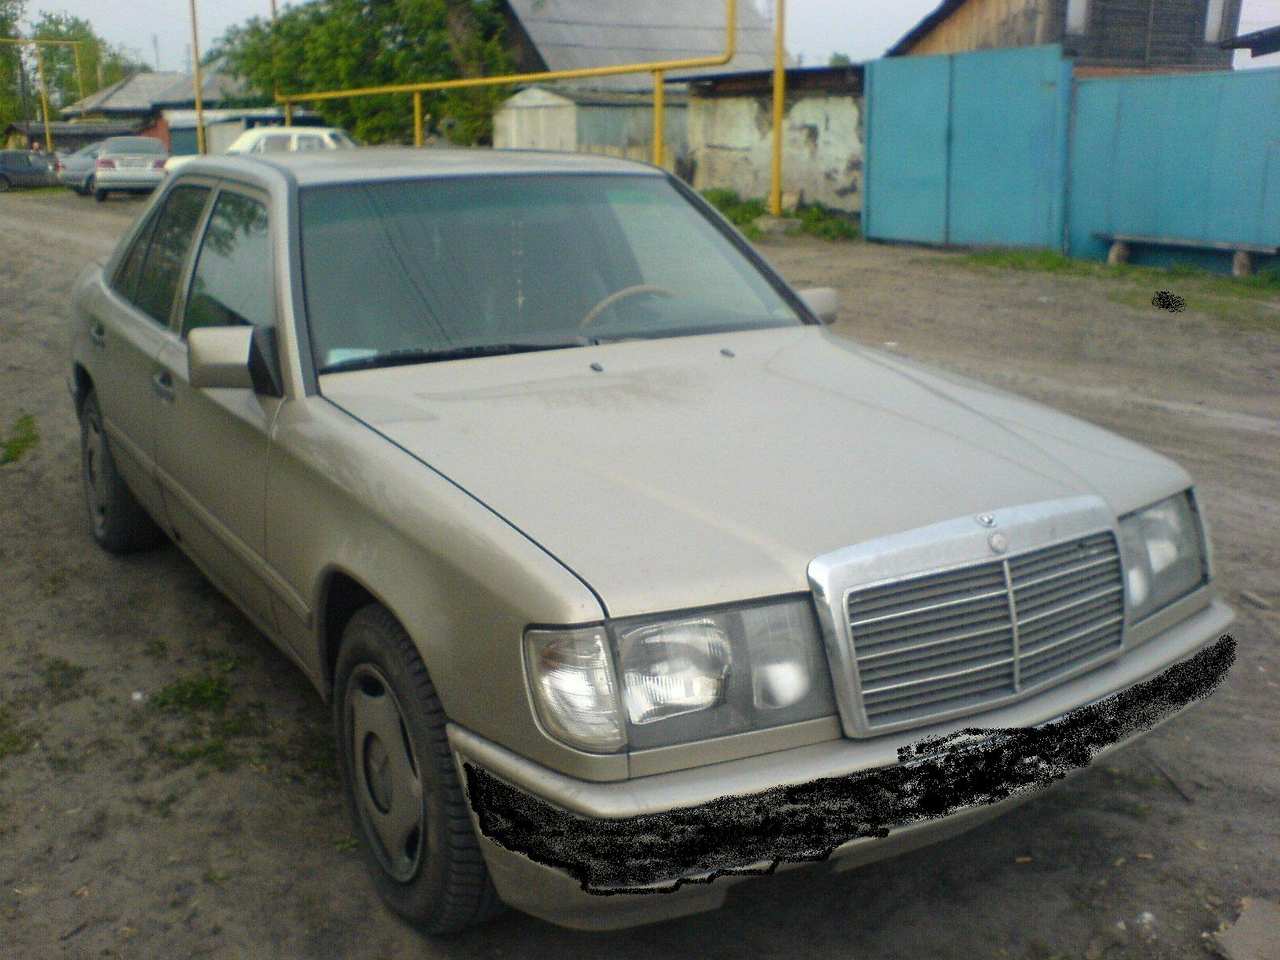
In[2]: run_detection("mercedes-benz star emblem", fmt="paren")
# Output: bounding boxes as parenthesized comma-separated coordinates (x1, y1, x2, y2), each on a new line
(977, 513, 997, 527)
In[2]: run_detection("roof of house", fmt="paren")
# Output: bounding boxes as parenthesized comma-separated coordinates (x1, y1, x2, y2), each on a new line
(62, 70, 245, 117)
(6, 120, 144, 137)
(679, 63, 864, 96)
(884, 0, 968, 57)
(1221, 25, 1280, 56)
(504, 0, 777, 90)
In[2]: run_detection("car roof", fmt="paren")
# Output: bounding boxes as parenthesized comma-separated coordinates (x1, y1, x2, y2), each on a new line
(181, 147, 663, 187)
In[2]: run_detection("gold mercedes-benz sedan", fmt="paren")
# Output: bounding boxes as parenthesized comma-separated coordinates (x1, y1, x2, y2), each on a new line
(68, 149, 1235, 934)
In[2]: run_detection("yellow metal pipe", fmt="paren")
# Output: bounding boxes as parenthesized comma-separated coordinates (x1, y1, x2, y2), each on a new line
(32, 43, 53, 153)
(188, 0, 206, 154)
(651, 71, 665, 168)
(72, 40, 86, 102)
(277, 0, 737, 105)
(284, 102, 293, 127)
(413, 91, 424, 147)
(769, 0, 786, 216)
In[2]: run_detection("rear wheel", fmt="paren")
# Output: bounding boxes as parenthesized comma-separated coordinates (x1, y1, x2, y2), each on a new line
(79, 390, 165, 553)
(94, 186, 107, 202)
(0, 176, 10, 193)
(334, 604, 503, 935)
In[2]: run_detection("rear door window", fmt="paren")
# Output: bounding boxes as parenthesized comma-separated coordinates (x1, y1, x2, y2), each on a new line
(258, 135, 292, 153)
(183, 191, 274, 333)
(132, 185, 211, 325)
(296, 135, 325, 152)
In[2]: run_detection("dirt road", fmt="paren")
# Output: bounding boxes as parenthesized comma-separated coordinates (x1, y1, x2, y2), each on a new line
(2, 193, 1276, 960)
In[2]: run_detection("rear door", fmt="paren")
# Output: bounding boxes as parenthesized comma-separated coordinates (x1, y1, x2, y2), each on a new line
(153, 183, 281, 630)
(86, 183, 212, 521)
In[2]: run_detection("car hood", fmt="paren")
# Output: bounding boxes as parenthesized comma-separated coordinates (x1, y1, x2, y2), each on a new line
(322, 326, 1189, 618)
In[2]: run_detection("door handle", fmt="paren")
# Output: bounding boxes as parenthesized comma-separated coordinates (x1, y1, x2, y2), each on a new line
(152, 370, 175, 403)
(88, 323, 105, 347)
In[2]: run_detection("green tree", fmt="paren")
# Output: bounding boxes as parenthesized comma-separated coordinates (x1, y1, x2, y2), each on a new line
(30, 12, 151, 109)
(0, 0, 28, 131)
(828, 52, 853, 67)
(210, 0, 514, 145)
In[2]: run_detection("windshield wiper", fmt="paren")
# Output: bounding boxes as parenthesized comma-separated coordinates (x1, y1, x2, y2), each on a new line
(319, 340, 589, 374)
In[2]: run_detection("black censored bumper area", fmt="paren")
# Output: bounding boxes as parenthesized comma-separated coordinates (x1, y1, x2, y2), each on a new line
(464, 634, 1235, 895)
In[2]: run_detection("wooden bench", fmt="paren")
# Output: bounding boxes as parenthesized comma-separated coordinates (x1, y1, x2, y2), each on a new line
(1093, 232, 1279, 277)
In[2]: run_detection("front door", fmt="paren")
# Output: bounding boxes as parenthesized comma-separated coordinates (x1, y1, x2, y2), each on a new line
(153, 186, 281, 632)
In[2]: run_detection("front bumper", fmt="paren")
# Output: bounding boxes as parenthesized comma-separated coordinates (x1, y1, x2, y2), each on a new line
(451, 601, 1235, 930)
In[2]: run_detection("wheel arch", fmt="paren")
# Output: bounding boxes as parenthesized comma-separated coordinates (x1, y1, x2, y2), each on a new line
(72, 364, 94, 416)
(317, 566, 394, 700)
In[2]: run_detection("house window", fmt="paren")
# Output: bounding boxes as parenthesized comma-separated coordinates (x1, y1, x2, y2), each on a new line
(1066, 0, 1089, 33)
(1203, 0, 1226, 42)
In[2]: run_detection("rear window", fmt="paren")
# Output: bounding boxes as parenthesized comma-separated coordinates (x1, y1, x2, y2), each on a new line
(104, 138, 166, 154)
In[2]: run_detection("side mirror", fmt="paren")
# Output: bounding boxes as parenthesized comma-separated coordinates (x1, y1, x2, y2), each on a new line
(188, 326, 283, 397)
(798, 287, 840, 324)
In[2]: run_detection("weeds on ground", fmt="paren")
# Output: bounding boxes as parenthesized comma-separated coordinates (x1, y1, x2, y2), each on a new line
(700, 190, 861, 243)
(151, 673, 232, 714)
(0, 413, 38, 465)
(0, 705, 35, 762)
(42, 657, 88, 704)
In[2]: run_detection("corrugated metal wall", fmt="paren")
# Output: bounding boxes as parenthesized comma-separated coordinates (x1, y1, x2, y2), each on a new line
(864, 45, 1070, 248)
(865, 45, 1280, 272)
(1068, 68, 1280, 262)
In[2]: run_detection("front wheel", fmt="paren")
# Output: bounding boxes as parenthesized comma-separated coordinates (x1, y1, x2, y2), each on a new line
(94, 187, 107, 203)
(334, 604, 503, 935)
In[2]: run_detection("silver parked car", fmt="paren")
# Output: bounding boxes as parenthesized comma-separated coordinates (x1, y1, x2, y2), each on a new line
(68, 149, 1235, 934)
(90, 135, 167, 202)
(56, 140, 105, 194)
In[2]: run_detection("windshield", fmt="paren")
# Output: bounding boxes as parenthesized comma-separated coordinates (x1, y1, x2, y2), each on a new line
(300, 174, 803, 372)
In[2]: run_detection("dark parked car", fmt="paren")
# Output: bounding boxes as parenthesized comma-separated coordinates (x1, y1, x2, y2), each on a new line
(0, 150, 58, 191)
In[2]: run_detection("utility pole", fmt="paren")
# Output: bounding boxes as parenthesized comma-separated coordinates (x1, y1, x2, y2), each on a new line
(188, 0, 205, 154)
(152, 34, 160, 70)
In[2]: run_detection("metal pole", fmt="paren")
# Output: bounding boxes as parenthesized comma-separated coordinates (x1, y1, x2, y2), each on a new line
(413, 91, 424, 146)
(72, 41, 86, 102)
(652, 70, 665, 168)
(188, 0, 206, 154)
(33, 43, 53, 153)
(769, 0, 786, 216)
(284, 102, 293, 127)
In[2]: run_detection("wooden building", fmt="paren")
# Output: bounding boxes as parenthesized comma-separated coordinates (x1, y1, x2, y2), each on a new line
(886, 0, 1245, 75)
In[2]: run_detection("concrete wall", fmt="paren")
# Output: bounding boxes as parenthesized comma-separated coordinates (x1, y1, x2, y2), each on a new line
(906, 0, 1052, 55)
(688, 92, 863, 212)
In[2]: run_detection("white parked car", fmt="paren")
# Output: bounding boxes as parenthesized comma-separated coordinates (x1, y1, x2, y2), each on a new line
(163, 126, 356, 175)
(91, 136, 168, 202)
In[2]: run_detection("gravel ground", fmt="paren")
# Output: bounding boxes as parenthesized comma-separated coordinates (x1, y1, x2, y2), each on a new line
(1, 191, 1276, 960)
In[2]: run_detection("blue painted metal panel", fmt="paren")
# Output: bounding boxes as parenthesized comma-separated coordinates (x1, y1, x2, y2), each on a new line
(948, 46, 1069, 248)
(864, 54, 951, 243)
(865, 45, 1068, 249)
(1068, 67, 1280, 266)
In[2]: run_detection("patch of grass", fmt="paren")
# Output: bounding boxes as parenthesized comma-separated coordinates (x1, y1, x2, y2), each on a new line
(0, 413, 39, 465)
(333, 835, 359, 852)
(143, 637, 169, 660)
(47, 750, 85, 773)
(42, 657, 88, 704)
(791, 203, 860, 241)
(956, 247, 1280, 305)
(701, 188, 768, 229)
(0, 705, 36, 763)
(165, 737, 238, 772)
(151, 673, 231, 715)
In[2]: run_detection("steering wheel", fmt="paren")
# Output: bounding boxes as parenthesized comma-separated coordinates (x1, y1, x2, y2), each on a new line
(579, 284, 675, 330)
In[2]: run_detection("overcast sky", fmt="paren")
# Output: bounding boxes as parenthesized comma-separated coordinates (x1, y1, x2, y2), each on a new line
(18, 0, 1280, 74)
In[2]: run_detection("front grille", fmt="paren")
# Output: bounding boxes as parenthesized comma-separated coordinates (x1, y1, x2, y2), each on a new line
(848, 532, 1123, 728)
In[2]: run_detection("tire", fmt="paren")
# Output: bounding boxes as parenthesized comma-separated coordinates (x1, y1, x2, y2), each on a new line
(94, 187, 107, 202)
(79, 390, 165, 554)
(0, 176, 10, 193)
(334, 604, 503, 935)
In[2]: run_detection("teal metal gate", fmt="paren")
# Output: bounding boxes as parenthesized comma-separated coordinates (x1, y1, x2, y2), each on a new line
(864, 45, 1072, 249)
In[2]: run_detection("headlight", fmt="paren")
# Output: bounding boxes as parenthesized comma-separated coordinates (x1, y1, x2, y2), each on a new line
(1118, 492, 1207, 623)
(524, 598, 837, 753)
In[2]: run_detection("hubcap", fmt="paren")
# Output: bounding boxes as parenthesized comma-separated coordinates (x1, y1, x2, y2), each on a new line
(346, 665, 425, 883)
